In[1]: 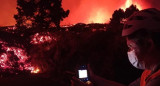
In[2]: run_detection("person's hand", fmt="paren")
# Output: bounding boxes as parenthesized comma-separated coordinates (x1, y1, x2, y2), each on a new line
(71, 64, 95, 86)
(71, 76, 93, 86)
(87, 64, 95, 81)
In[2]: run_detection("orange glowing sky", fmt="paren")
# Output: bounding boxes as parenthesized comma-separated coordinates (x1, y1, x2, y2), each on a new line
(0, 0, 160, 26)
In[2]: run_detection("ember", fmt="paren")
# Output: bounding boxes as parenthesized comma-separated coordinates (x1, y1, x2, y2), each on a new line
(30, 32, 57, 45)
(0, 40, 38, 73)
(7, 26, 17, 30)
(31, 67, 40, 74)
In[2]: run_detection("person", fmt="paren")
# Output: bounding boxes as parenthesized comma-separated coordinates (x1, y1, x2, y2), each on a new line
(71, 8, 160, 86)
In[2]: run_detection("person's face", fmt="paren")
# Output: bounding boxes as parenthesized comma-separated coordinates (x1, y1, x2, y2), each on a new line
(126, 38, 140, 53)
(126, 37, 145, 62)
(126, 37, 148, 69)
(126, 37, 155, 65)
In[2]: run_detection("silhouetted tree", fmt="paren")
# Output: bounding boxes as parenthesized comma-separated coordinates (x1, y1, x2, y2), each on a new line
(108, 8, 124, 35)
(125, 4, 139, 18)
(110, 8, 125, 25)
(14, 0, 37, 29)
(108, 4, 139, 35)
(109, 4, 139, 25)
(14, 0, 69, 29)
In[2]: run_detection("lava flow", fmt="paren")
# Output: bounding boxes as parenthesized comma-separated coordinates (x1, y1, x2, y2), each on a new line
(30, 32, 57, 45)
(0, 40, 40, 74)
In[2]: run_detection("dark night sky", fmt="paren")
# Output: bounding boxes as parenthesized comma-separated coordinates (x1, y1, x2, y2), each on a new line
(0, 0, 160, 26)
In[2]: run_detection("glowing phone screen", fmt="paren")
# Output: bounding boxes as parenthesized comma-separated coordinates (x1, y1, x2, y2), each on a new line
(78, 70, 88, 78)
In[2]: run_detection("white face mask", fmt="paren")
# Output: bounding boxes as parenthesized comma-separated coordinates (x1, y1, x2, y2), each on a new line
(127, 50, 145, 70)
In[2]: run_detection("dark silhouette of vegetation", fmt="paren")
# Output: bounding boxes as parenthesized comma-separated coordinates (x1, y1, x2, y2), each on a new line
(110, 4, 139, 25)
(14, 0, 69, 29)
(108, 4, 139, 36)
(110, 9, 125, 25)
(125, 4, 139, 18)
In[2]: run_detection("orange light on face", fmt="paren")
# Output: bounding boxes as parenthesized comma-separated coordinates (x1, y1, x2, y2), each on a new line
(31, 67, 40, 74)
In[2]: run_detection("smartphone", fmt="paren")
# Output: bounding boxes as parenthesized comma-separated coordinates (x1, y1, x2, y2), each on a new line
(78, 65, 89, 82)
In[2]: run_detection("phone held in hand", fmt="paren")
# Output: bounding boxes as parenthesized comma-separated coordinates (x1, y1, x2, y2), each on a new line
(78, 65, 89, 82)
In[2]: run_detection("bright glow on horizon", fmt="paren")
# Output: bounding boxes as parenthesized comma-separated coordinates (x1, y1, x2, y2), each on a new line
(121, 0, 142, 10)
(88, 9, 109, 23)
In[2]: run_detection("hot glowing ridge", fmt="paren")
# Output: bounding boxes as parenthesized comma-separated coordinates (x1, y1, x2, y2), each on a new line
(30, 32, 57, 45)
(88, 9, 108, 23)
(31, 67, 40, 74)
(121, 0, 142, 10)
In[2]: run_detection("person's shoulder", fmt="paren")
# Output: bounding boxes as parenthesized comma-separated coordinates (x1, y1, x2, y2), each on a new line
(146, 77, 160, 86)
(129, 78, 140, 86)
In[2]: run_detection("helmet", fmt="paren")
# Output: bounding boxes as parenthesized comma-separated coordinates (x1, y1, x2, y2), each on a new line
(122, 8, 160, 36)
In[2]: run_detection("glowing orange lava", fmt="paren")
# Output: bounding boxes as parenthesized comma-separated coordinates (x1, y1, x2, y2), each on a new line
(0, 40, 40, 74)
(121, 0, 142, 10)
(88, 9, 109, 23)
(134, 2, 142, 10)
(30, 32, 57, 45)
(31, 67, 40, 74)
